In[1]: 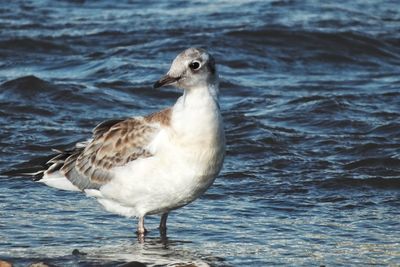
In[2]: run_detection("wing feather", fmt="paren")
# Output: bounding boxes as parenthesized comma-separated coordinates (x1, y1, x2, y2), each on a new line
(34, 108, 173, 191)
(56, 116, 161, 190)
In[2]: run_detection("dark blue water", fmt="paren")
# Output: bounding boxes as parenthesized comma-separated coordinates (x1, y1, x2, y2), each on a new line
(1, 0, 400, 266)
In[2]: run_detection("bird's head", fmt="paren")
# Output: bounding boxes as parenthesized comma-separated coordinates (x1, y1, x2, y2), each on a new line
(153, 47, 217, 90)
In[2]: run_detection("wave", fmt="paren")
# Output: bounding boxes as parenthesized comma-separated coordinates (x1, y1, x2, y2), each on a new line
(1, 75, 56, 95)
(224, 26, 400, 66)
(0, 37, 72, 53)
(367, 123, 400, 137)
(344, 157, 400, 170)
(316, 177, 400, 189)
(0, 75, 95, 109)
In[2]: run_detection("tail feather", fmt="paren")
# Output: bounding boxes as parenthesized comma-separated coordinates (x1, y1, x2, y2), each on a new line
(2, 145, 84, 182)
(1, 154, 56, 178)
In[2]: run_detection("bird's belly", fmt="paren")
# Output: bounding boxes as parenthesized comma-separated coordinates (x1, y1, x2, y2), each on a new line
(98, 142, 224, 217)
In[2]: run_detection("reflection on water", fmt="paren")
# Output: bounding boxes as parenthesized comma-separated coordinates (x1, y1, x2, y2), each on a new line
(2, 235, 220, 266)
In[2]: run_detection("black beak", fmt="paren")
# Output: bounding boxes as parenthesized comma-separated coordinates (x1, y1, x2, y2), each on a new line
(153, 75, 180, 89)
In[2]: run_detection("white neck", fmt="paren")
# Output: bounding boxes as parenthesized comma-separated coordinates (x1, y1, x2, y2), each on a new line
(180, 82, 219, 108)
(170, 81, 222, 140)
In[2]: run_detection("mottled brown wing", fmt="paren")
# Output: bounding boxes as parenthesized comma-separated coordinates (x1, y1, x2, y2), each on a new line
(60, 117, 159, 190)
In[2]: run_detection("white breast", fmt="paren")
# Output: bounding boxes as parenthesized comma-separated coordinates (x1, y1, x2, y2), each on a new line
(95, 85, 225, 218)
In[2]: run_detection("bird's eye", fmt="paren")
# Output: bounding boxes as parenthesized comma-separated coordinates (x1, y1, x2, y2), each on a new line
(189, 61, 201, 70)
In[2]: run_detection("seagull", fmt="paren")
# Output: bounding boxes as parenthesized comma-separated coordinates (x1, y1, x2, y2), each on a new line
(35, 48, 225, 237)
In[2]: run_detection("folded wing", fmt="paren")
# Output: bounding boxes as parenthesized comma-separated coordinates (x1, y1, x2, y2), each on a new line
(44, 108, 171, 191)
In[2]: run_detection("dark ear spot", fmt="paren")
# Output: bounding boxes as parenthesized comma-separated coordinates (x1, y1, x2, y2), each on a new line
(207, 56, 216, 75)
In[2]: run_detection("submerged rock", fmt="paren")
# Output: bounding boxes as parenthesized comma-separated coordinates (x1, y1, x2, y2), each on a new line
(119, 261, 147, 267)
(0, 260, 12, 267)
(29, 262, 50, 267)
(72, 249, 87, 256)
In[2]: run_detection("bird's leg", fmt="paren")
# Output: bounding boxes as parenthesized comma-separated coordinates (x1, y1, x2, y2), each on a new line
(137, 216, 148, 237)
(159, 213, 169, 236)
